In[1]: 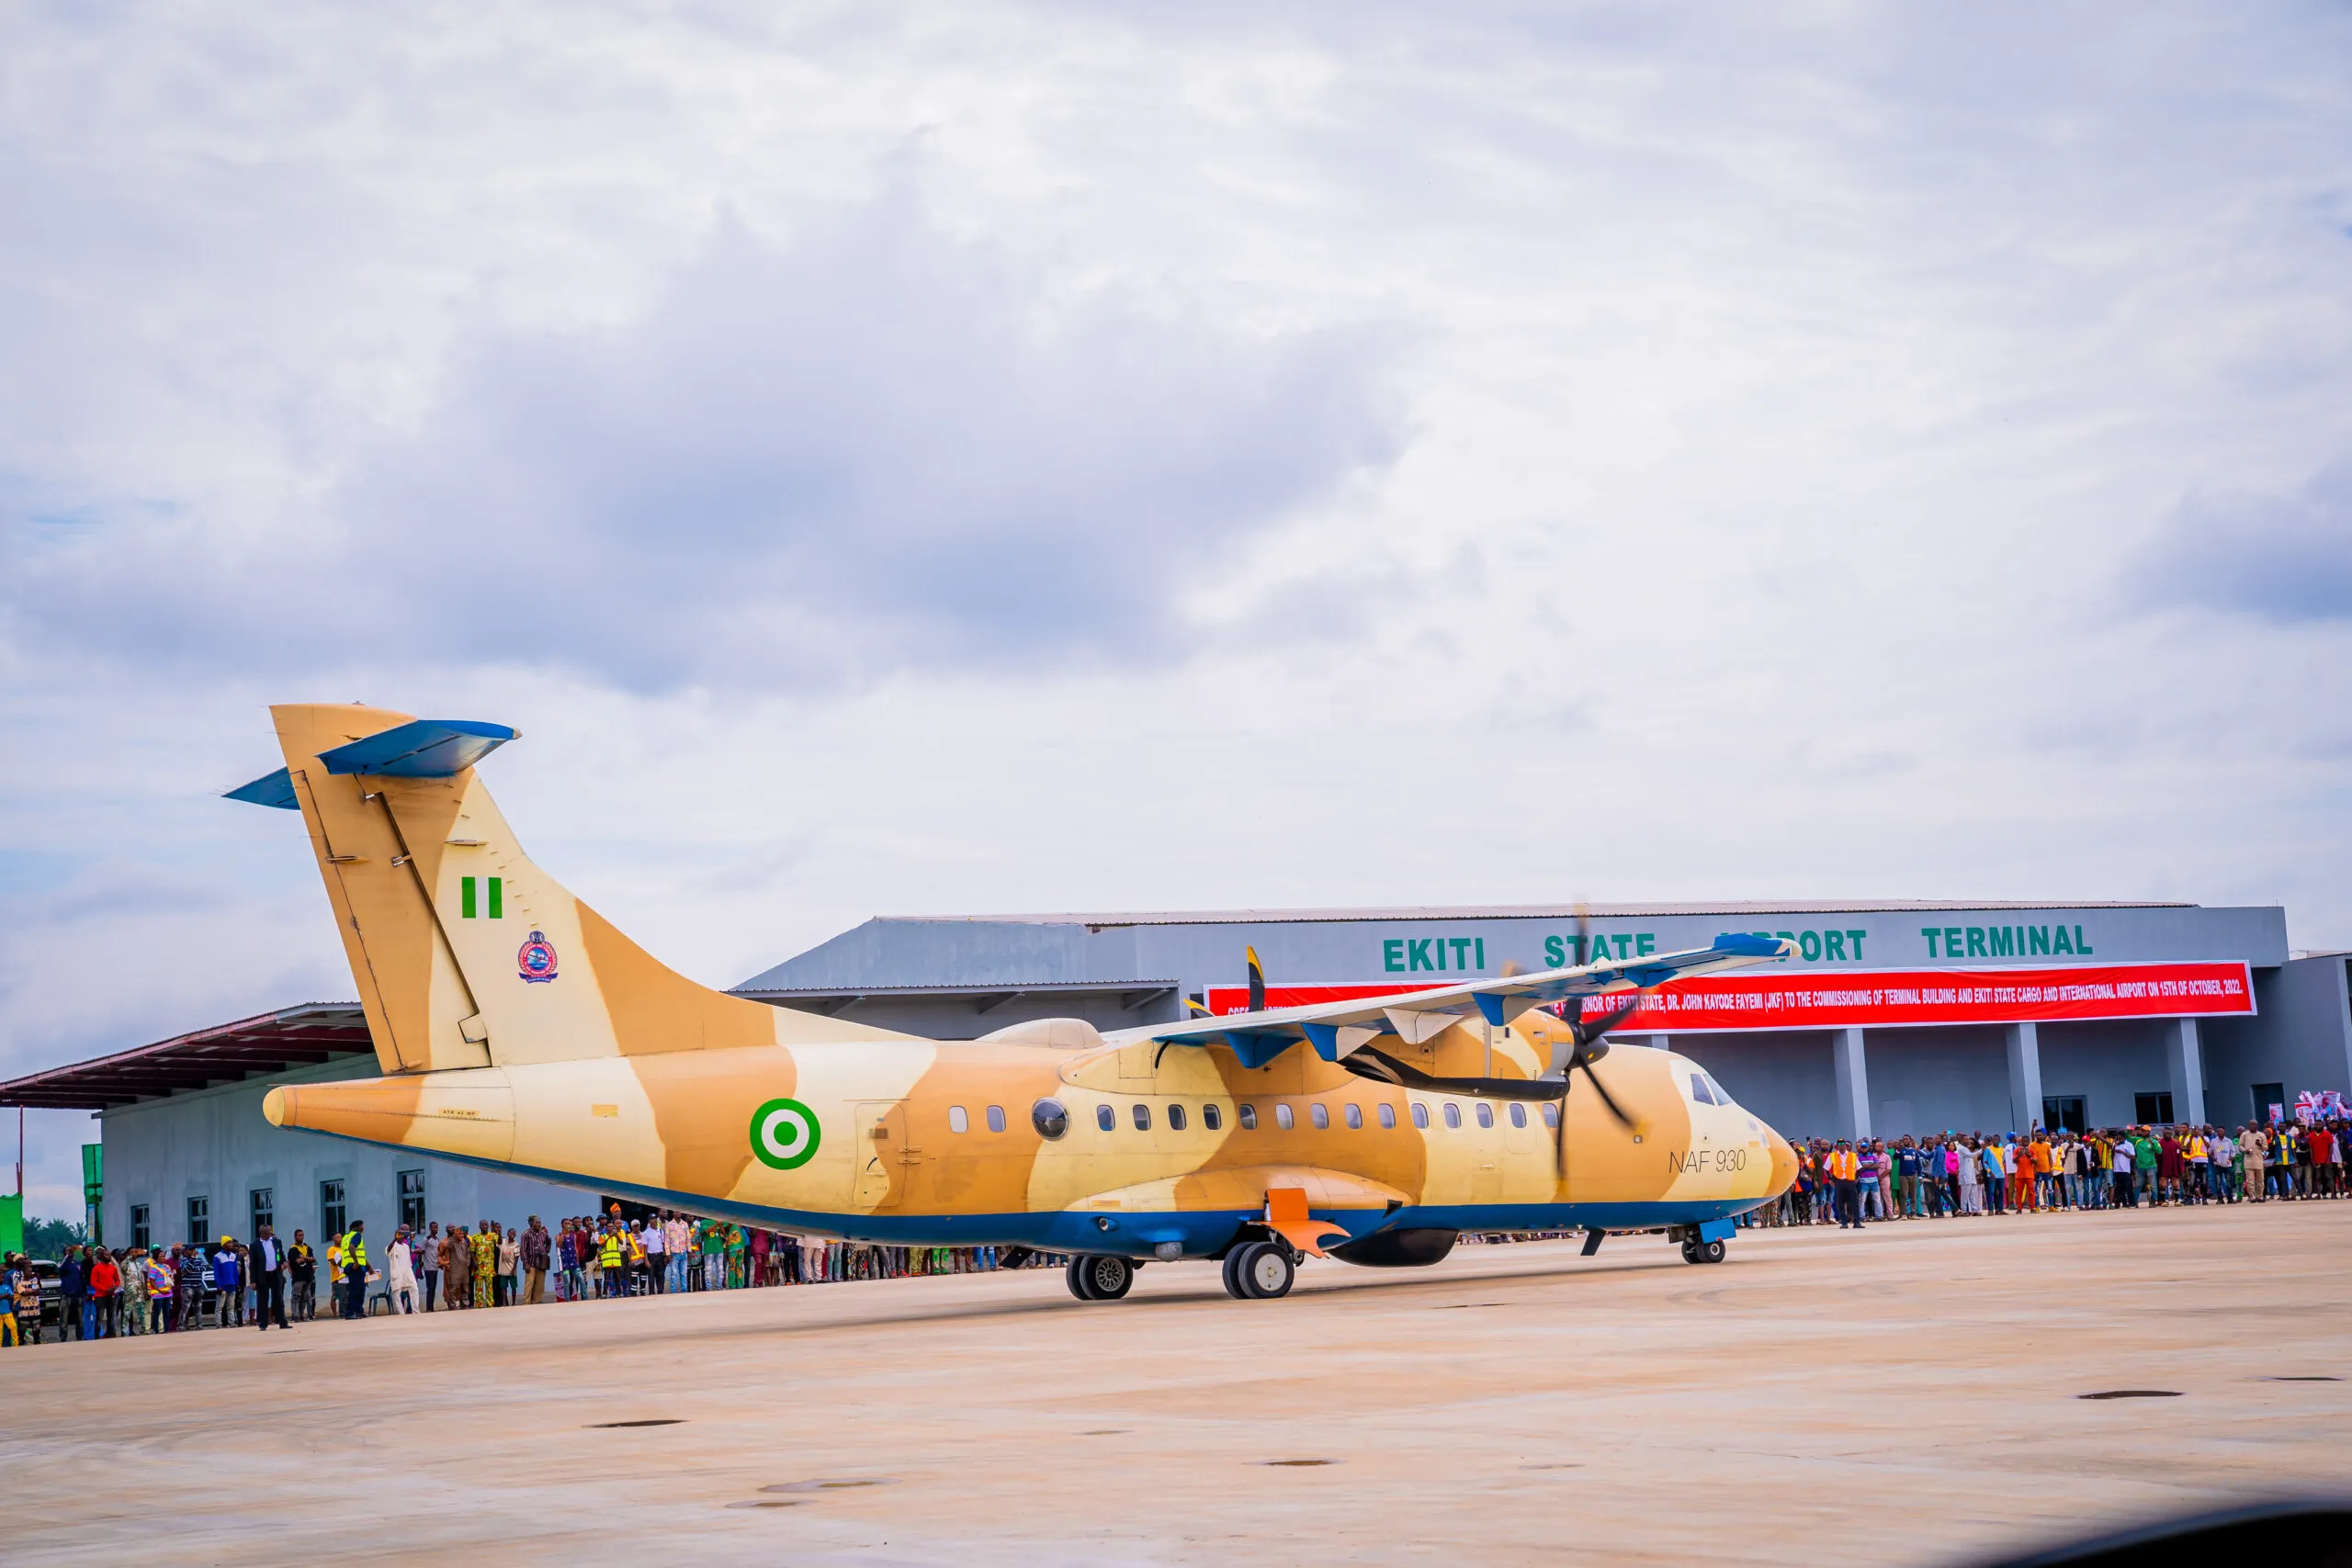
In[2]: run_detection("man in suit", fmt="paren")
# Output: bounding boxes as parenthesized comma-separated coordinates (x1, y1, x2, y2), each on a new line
(252, 1224, 290, 1331)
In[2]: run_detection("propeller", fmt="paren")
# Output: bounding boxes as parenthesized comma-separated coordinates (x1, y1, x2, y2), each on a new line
(1546, 904, 1642, 1178)
(1247, 945, 1266, 1013)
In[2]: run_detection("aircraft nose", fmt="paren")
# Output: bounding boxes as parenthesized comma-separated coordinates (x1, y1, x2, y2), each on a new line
(1765, 1126, 1798, 1199)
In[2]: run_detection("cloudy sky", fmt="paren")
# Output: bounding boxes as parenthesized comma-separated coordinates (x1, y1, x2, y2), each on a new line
(4, 4, 2349, 1211)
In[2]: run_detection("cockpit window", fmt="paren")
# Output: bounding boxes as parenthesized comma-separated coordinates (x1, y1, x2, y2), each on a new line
(1688, 1072, 1716, 1106)
(1703, 1072, 1734, 1107)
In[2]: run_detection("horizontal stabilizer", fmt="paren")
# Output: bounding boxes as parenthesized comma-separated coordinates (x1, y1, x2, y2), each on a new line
(319, 718, 517, 778)
(224, 767, 300, 809)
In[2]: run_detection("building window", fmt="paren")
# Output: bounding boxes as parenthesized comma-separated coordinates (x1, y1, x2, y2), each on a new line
(1541, 1102, 1559, 1128)
(1377, 1103, 1396, 1130)
(986, 1105, 1006, 1133)
(1344, 1103, 1363, 1130)
(398, 1168, 426, 1230)
(1132, 1103, 1152, 1131)
(1203, 1103, 1222, 1132)
(1308, 1103, 1329, 1130)
(1476, 1102, 1495, 1129)
(948, 1106, 969, 1134)
(1509, 1103, 1527, 1129)
(1412, 1102, 1430, 1130)
(320, 1179, 347, 1239)
(1167, 1103, 1187, 1132)
(130, 1205, 151, 1252)
(1274, 1103, 1295, 1130)
(249, 1188, 275, 1236)
(1238, 1103, 1258, 1131)
(2041, 1097, 2086, 1134)
(1442, 1103, 1461, 1130)
(186, 1195, 209, 1247)
(2252, 1082, 2285, 1123)
(2133, 1092, 2175, 1126)
(1096, 1104, 1116, 1132)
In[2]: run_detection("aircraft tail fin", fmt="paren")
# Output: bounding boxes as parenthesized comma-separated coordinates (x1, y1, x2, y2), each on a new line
(233, 704, 907, 1073)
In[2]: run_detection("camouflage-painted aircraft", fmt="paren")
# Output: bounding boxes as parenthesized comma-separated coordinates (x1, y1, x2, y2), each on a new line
(232, 705, 1801, 1302)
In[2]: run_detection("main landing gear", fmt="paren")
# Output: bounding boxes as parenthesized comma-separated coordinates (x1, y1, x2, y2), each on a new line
(1221, 1240, 1296, 1300)
(1679, 1238, 1726, 1265)
(1065, 1255, 1136, 1301)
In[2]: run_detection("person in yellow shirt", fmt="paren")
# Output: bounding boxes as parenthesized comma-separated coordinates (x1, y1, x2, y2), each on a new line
(469, 1221, 498, 1308)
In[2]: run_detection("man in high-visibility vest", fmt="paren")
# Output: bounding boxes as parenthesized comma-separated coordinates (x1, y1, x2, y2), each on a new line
(340, 1221, 369, 1320)
(1826, 1140, 1861, 1229)
(598, 1222, 627, 1301)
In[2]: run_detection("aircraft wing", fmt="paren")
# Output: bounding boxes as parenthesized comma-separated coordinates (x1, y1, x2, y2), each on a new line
(1113, 932, 1795, 1067)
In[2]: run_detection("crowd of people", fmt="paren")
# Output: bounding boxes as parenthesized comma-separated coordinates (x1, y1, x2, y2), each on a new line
(2, 1206, 1058, 1346)
(1753, 1119, 2347, 1228)
(8, 1119, 2342, 1345)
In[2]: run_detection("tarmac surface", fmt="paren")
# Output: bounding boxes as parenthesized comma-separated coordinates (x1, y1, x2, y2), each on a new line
(8, 1201, 2349, 1566)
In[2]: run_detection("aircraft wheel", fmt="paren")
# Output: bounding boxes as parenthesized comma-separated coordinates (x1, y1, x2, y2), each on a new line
(1696, 1239, 1726, 1265)
(1238, 1242, 1295, 1300)
(1065, 1256, 1099, 1301)
(1221, 1247, 1252, 1300)
(1082, 1256, 1136, 1301)
(1679, 1241, 1701, 1264)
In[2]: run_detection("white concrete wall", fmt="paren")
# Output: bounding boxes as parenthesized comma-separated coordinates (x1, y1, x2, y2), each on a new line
(99, 1055, 593, 1252)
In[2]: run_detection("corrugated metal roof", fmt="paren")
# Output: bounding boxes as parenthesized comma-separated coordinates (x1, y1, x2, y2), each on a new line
(869, 900, 2196, 931)
(0, 1003, 373, 1110)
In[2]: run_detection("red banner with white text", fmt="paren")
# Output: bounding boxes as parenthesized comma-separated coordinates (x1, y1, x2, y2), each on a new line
(1204, 962, 2256, 1032)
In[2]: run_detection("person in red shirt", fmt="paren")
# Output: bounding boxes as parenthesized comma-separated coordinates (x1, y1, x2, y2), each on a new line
(87, 1248, 123, 1338)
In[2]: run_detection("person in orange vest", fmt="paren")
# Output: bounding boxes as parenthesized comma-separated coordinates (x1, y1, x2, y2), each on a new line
(1826, 1140, 1862, 1230)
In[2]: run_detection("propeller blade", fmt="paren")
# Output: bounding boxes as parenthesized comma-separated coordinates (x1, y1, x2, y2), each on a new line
(1340, 1048, 1565, 1102)
(1573, 1052, 1638, 1129)
(1247, 945, 1266, 1013)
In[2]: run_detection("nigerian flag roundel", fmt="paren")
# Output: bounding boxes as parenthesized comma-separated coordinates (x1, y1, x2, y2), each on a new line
(749, 1098, 820, 1170)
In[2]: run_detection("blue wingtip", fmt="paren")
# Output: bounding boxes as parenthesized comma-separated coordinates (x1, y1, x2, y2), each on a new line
(224, 767, 300, 810)
(319, 718, 518, 778)
(1712, 931, 1792, 958)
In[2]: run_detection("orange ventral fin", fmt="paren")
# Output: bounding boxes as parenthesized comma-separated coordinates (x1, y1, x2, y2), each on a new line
(1264, 1188, 1350, 1258)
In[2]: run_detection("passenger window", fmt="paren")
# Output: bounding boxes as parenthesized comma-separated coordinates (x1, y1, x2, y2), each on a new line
(1275, 1103, 1295, 1130)
(1442, 1102, 1462, 1130)
(1309, 1103, 1330, 1130)
(1377, 1102, 1396, 1130)
(986, 1105, 1006, 1133)
(1203, 1102, 1222, 1131)
(1509, 1102, 1526, 1128)
(1411, 1102, 1430, 1130)
(1096, 1104, 1115, 1132)
(1133, 1103, 1152, 1131)
(1344, 1103, 1363, 1130)
(1476, 1102, 1495, 1129)
(948, 1105, 969, 1134)
(1168, 1103, 1187, 1132)
(1541, 1102, 1559, 1128)
(1238, 1103, 1257, 1130)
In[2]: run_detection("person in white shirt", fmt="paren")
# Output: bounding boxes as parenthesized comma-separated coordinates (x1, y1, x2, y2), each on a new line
(640, 1213, 668, 1294)
(386, 1228, 418, 1314)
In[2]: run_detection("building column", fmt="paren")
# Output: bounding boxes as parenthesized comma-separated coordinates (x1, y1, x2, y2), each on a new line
(1833, 1028, 1871, 1141)
(1646, 1033, 1670, 1052)
(2167, 1018, 2206, 1126)
(2005, 1022, 2043, 1132)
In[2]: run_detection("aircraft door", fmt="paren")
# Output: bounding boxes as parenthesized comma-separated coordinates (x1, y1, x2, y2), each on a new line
(1499, 1100, 1540, 1201)
(852, 1101, 909, 1211)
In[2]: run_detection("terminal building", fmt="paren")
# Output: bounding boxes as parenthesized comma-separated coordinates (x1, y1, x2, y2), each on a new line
(6, 897, 2348, 1253)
